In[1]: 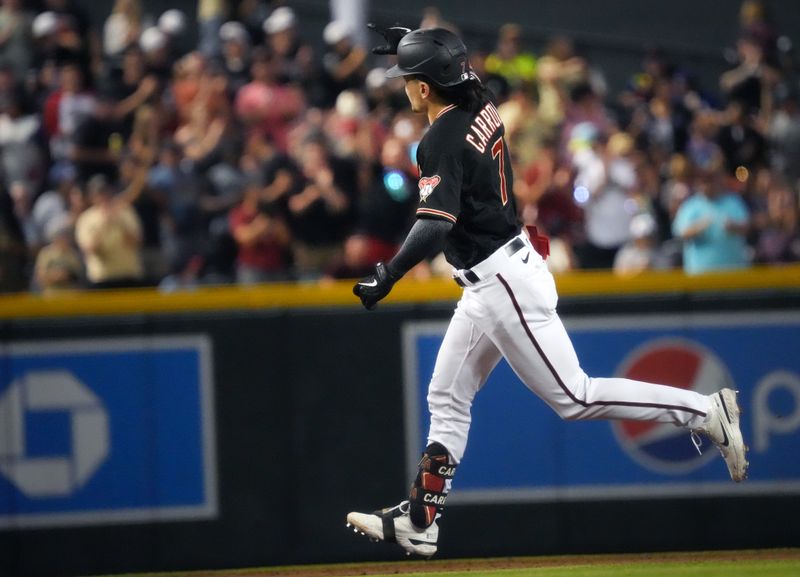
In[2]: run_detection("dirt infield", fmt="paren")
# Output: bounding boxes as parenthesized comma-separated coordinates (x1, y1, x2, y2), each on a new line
(168, 549, 800, 577)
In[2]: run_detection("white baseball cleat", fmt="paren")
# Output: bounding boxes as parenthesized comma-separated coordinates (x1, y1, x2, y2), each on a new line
(693, 388, 749, 482)
(346, 500, 438, 558)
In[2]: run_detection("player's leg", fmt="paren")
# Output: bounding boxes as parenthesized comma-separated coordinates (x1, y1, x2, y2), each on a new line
(483, 268, 709, 424)
(500, 311, 710, 426)
(413, 302, 502, 522)
(347, 301, 503, 556)
(426, 302, 504, 463)
(479, 265, 747, 480)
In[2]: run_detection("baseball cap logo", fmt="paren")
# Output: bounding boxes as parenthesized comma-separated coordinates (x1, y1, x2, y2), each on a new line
(612, 338, 734, 475)
(418, 175, 441, 202)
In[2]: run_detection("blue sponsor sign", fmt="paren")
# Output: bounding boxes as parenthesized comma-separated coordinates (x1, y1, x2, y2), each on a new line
(0, 336, 217, 528)
(403, 312, 800, 502)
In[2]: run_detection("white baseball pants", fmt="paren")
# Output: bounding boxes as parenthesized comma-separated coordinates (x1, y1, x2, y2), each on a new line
(427, 233, 711, 463)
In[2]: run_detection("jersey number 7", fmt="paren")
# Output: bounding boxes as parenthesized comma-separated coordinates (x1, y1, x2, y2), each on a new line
(491, 137, 509, 206)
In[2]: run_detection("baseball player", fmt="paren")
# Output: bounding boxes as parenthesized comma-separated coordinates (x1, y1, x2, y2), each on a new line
(347, 25, 748, 558)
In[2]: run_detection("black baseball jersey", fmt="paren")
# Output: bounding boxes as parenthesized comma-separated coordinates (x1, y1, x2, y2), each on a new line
(415, 102, 520, 269)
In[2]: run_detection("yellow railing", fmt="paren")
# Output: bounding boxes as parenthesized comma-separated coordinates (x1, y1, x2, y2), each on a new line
(0, 264, 799, 319)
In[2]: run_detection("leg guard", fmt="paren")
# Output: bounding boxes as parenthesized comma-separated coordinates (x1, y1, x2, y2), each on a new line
(408, 442, 457, 528)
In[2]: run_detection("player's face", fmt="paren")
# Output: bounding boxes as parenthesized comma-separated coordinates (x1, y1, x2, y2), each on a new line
(404, 77, 426, 113)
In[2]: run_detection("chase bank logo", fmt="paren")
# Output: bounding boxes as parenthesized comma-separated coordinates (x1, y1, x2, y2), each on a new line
(611, 338, 732, 475)
(0, 370, 110, 498)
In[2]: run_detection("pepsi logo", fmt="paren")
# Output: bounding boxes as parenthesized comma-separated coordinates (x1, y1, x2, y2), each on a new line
(611, 338, 734, 475)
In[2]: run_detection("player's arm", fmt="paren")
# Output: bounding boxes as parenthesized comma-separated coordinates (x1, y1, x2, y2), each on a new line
(388, 218, 452, 276)
(353, 218, 452, 310)
(354, 130, 462, 310)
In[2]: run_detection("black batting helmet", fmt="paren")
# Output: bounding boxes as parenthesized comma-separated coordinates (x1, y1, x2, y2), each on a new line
(386, 28, 474, 87)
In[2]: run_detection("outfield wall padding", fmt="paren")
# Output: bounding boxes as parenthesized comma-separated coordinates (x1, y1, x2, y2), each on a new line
(0, 279, 798, 577)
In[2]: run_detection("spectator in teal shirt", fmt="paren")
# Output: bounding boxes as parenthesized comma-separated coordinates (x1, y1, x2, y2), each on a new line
(672, 158, 750, 275)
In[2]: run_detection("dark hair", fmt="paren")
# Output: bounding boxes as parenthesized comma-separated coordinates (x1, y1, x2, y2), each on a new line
(415, 75, 496, 113)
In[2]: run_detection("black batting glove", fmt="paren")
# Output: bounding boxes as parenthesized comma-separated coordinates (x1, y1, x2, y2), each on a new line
(353, 262, 398, 310)
(367, 23, 411, 55)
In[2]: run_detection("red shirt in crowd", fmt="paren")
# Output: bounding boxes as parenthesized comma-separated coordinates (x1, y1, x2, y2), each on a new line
(228, 204, 288, 272)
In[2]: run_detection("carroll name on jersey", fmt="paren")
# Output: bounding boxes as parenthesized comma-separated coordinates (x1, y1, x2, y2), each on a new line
(465, 102, 504, 153)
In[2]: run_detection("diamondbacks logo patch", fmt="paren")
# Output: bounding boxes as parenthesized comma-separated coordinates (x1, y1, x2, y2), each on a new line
(418, 176, 441, 202)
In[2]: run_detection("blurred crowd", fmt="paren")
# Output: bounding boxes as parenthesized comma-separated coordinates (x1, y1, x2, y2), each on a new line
(0, 0, 798, 294)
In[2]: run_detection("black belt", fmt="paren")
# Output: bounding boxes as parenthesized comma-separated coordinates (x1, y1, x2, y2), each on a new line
(454, 237, 525, 287)
(454, 270, 479, 287)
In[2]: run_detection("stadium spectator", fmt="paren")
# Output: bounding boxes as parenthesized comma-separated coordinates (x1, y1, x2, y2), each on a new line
(229, 179, 291, 284)
(484, 24, 536, 90)
(43, 62, 95, 162)
(157, 9, 188, 56)
(127, 103, 160, 166)
(31, 163, 80, 248)
(148, 141, 200, 263)
(325, 89, 370, 159)
(172, 51, 208, 123)
(286, 137, 356, 279)
(0, 0, 34, 80)
(672, 157, 751, 275)
(218, 21, 251, 93)
(720, 33, 765, 113)
(117, 153, 166, 283)
(318, 20, 367, 108)
(657, 154, 693, 251)
(235, 46, 305, 153)
(560, 81, 612, 160)
(752, 177, 800, 263)
(197, 0, 228, 58)
(238, 130, 285, 187)
(535, 36, 587, 131)
(498, 83, 548, 167)
(514, 137, 557, 226)
(0, 3, 798, 294)
(235, 0, 268, 43)
(70, 93, 125, 182)
(620, 48, 673, 108)
(107, 47, 160, 133)
(716, 99, 767, 177)
(0, 184, 28, 292)
(139, 25, 172, 82)
(0, 88, 45, 192)
(43, 0, 98, 62)
(329, 136, 417, 276)
(685, 111, 720, 170)
(614, 212, 658, 275)
(8, 180, 37, 251)
(33, 214, 83, 293)
(574, 131, 638, 269)
(768, 90, 800, 183)
(102, 0, 142, 60)
(75, 174, 144, 288)
(32, 10, 92, 73)
(175, 91, 232, 166)
(263, 6, 314, 88)
(738, 0, 778, 65)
